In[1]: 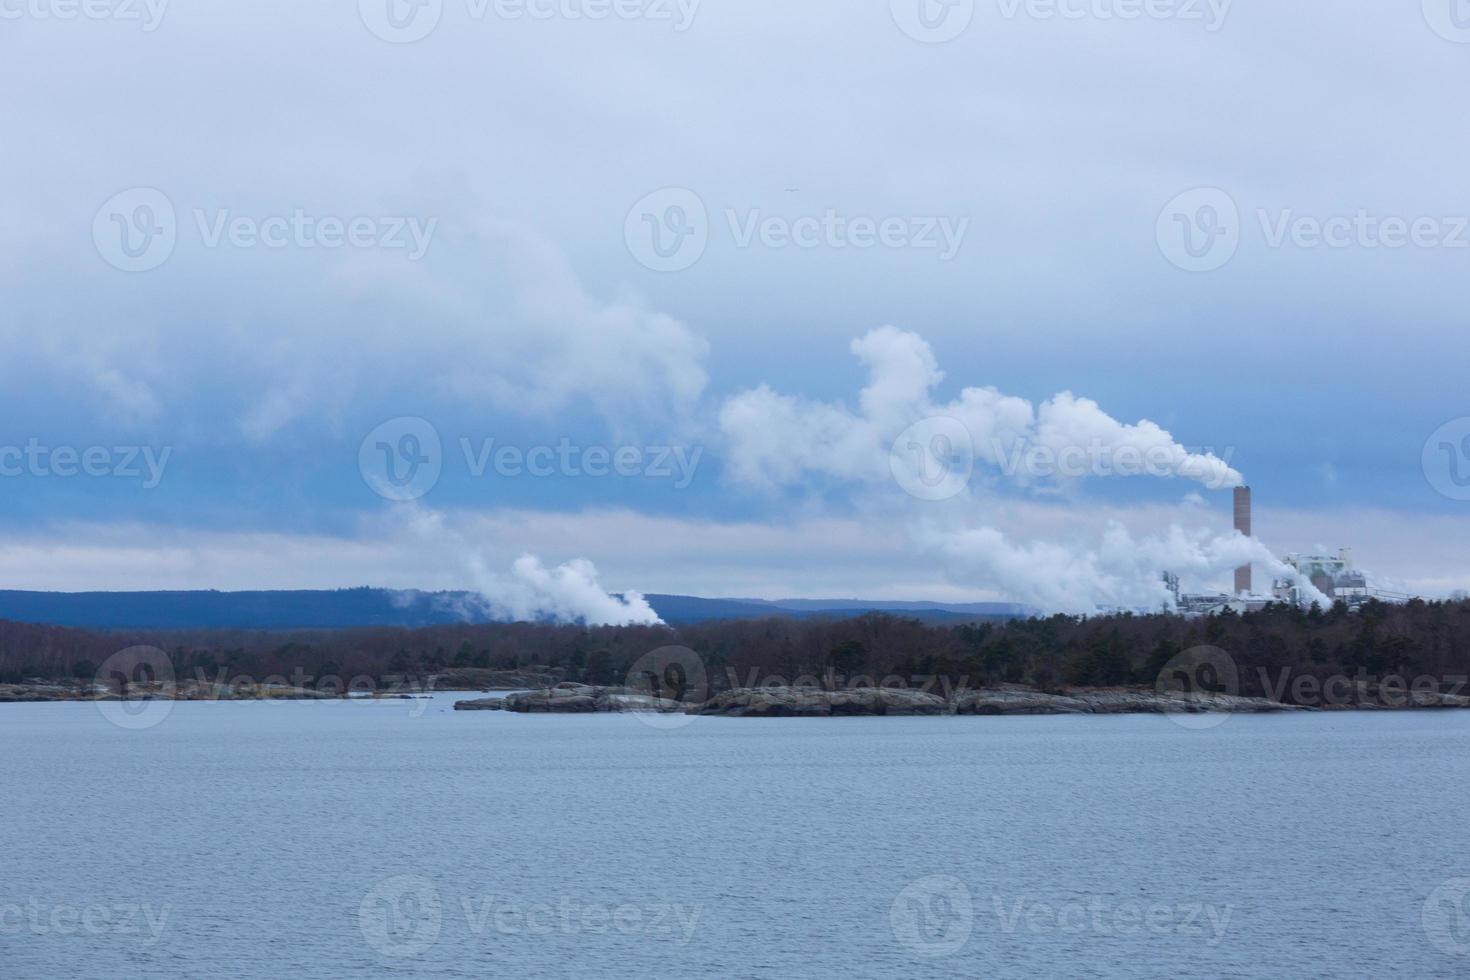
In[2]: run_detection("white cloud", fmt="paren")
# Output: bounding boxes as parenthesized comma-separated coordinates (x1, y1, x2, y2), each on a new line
(438, 227, 709, 428)
(5, 216, 710, 446)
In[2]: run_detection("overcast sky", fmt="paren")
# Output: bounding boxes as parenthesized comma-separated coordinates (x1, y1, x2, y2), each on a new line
(1, 0, 1467, 607)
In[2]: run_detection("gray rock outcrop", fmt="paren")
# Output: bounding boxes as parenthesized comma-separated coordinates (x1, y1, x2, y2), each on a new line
(953, 689, 1092, 715)
(1074, 690, 1307, 714)
(691, 686, 949, 716)
(455, 683, 687, 713)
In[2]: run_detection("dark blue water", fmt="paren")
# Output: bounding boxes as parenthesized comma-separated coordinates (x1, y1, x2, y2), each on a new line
(3, 695, 1469, 978)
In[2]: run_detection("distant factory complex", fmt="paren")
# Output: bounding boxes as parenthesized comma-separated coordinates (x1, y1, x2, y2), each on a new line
(1165, 486, 1414, 617)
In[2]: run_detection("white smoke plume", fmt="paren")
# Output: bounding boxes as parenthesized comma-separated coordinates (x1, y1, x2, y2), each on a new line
(459, 554, 663, 626)
(719, 328, 1305, 615)
(721, 327, 1242, 493)
(919, 521, 1332, 615)
(399, 505, 663, 626)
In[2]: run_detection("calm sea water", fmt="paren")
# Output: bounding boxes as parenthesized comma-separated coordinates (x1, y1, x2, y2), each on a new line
(3, 693, 1469, 979)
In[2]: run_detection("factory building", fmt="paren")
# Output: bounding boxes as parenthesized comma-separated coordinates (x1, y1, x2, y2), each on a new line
(1163, 486, 1410, 617)
(1271, 550, 1370, 607)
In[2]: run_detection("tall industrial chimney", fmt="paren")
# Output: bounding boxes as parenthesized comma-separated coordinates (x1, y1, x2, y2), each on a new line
(1234, 485, 1252, 595)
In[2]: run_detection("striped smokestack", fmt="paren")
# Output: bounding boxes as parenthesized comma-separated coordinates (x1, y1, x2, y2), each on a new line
(1234, 485, 1252, 595)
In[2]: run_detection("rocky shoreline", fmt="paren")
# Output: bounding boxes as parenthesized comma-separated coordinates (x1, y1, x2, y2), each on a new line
(10, 674, 1468, 716)
(0, 668, 560, 704)
(454, 681, 1470, 716)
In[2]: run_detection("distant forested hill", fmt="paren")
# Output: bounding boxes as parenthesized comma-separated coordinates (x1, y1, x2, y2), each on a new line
(0, 589, 1028, 631)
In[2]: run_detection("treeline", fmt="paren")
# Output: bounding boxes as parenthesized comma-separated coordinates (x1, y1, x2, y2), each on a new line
(3, 599, 1470, 698)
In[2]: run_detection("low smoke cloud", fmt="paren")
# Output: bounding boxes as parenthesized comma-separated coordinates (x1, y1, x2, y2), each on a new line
(403, 505, 663, 626)
(919, 521, 1331, 615)
(457, 554, 663, 626)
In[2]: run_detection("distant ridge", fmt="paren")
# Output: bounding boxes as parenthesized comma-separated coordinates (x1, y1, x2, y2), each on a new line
(645, 596, 1030, 625)
(0, 589, 1029, 631)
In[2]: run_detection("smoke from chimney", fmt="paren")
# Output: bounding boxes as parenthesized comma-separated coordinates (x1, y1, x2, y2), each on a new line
(1234, 485, 1252, 595)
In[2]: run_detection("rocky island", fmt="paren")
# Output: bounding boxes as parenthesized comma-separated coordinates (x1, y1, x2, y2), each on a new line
(451, 681, 1470, 716)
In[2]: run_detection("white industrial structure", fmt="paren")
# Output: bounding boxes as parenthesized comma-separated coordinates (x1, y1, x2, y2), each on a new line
(1163, 488, 1413, 617)
(1271, 550, 1368, 607)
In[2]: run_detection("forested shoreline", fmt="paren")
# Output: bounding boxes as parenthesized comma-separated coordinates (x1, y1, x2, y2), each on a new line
(2, 598, 1468, 702)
